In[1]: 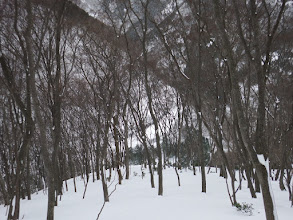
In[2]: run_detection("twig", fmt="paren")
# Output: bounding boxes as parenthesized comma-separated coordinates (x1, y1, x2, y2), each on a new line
(96, 201, 106, 220)
(108, 171, 117, 188)
(82, 178, 89, 199)
(96, 183, 119, 220)
(225, 176, 233, 206)
(96, 170, 126, 220)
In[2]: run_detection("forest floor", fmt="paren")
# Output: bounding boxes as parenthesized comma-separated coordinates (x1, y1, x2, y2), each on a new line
(0, 166, 292, 220)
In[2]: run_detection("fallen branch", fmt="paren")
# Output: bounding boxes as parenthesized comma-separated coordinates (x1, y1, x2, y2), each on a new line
(96, 170, 126, 220)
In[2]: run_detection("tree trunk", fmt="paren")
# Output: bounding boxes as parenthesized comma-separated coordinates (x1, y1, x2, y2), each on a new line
(99, 105, 112, 201)
(12, 160, 21, 220)
(197, 113, 206, 193)
(47, 173, 55, 220)
(123, 115, 130, 180)
(96, 142, 101, 181)
(100, 162, 109, 202)
(245, 165, 257, 198)
(124, 137, 130, 180)
(141, 0, 163, 195)
(113, 115, 123, 184)
(0, 175, 9, 205)
(141, 133, 155, 188)
(26, 152, 32, 200)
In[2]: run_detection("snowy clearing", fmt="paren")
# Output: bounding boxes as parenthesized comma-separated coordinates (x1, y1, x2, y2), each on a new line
(0, 166, 292, 220)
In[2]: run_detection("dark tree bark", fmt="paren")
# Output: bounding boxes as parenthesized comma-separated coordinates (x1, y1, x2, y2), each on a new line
(113, 115, 123, 185)
(212, 1, 286, 218)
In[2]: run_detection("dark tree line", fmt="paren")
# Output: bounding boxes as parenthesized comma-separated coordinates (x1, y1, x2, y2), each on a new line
(0, 0, 292, 220)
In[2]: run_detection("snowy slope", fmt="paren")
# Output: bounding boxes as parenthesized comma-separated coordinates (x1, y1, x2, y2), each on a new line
(0, 166, 292, 220)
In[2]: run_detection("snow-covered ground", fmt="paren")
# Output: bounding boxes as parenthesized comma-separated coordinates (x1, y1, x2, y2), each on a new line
(1, 166, 292, 220)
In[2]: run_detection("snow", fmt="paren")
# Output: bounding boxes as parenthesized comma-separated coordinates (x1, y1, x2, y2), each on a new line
(257, 154, 266, 166)
(0, 166, 292, 220)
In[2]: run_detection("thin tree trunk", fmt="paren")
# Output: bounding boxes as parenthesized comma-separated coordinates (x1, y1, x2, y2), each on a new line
(175, 167, 181, 187)
(141, 134, 155, 188)
(123, 115, 130, 180)
(279, 169, 286, 191)
(26, 152, 31, 200)
(12, 159, 21, 220)
(100, 162, 109, 202)
(141, 0, 163, 195)
(124, 133, 130, 180)
(0, 175, 9, 205)
(100, 104, 113, 201)
(96, 113, 101, 181)
(198, 114, 206, 193)
(113, 115, 123, 184)
(245, 165, 257, 198)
